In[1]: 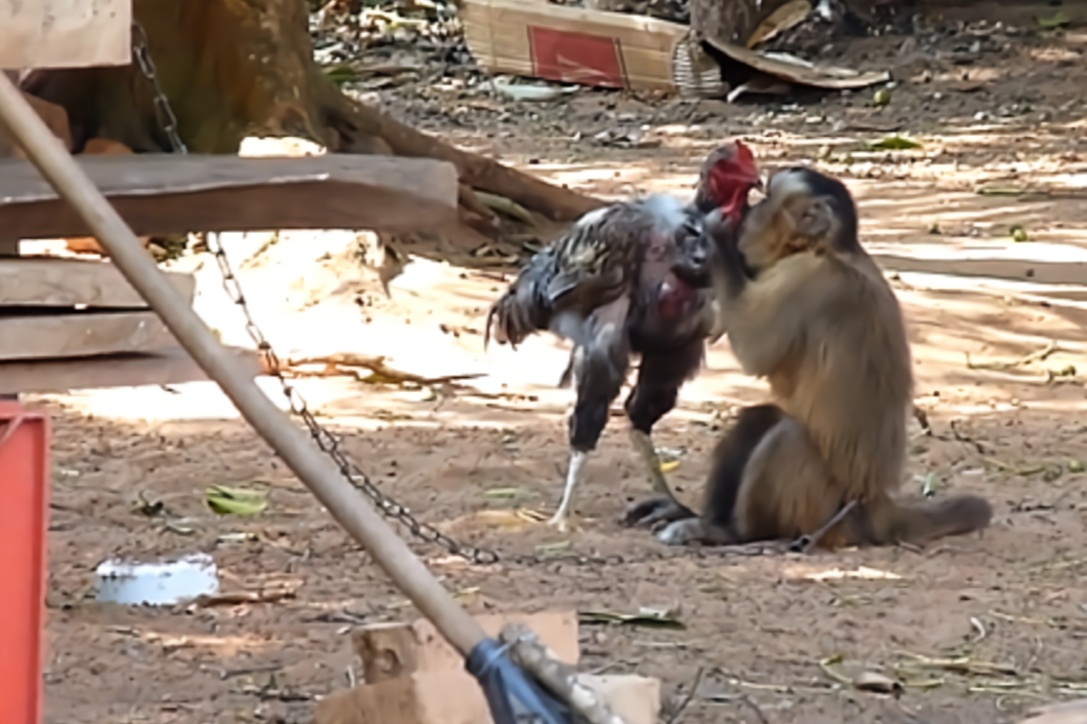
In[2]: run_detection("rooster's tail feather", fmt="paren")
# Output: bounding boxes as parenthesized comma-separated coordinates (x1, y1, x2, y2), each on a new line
(484, 260, 554, 350)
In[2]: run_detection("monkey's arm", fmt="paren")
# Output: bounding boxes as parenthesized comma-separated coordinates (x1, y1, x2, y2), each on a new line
(725, 254, 833, 378)
(705, 215, 753, 299)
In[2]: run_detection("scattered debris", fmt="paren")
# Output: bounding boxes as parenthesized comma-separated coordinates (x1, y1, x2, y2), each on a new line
(819, 654, 905, 697)
(205, 485, 269, 516)
(192, 581, 302, 607)
(579, 607, 686, 630)
(276, 352, 485, 389)
(965, 340, 1060, 371)
(867, 135, 922, 151)
(95, 553, 219, 606)
(917, 472, 939, 498)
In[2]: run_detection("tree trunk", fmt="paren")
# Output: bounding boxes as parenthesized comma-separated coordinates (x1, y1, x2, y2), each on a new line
(23, 0, 603, 225)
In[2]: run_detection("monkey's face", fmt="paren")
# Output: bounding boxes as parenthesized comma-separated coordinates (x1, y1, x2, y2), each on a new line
(736, 169, 839, 271)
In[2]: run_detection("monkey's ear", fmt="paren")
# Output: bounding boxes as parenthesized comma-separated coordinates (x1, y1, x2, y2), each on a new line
(793, 198, 834, 241)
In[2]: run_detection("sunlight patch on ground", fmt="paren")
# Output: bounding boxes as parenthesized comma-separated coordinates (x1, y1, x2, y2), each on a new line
(783, 564, 905, 583)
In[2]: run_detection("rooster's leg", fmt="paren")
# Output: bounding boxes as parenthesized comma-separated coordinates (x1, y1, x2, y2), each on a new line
(547, 305, 630, 531)
(622, 339, 705, 523)
(549, 449, 589, 532)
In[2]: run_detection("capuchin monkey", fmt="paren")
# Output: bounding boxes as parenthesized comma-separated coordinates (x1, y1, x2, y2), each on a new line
(626, 167, 993, 550)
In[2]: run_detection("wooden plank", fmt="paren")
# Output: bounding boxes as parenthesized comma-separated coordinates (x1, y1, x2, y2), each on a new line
(0, 155, 459, 239)
(0, 345, 261, 395)
(0, 258, 195, 308)
(0, 0, 131, 69)
(0, 311, 177, 362)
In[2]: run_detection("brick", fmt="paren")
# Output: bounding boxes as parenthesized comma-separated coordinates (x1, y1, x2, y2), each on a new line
(579, 674, 661, 724)
(349, 610, 579, 685)
(315, 669, 490, 724)
(315, 669, 661, 724)
(409, 610, 580, 673)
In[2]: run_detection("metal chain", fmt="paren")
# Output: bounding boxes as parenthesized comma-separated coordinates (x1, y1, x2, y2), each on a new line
(128, 20, 506, 566)
(131, 23, 188, 155)
(127, 23, 769, 570)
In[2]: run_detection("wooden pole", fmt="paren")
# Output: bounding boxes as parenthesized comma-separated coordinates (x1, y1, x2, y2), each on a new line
(0, 72, 489, 658)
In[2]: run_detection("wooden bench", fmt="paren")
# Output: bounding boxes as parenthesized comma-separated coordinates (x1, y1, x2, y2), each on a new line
(0, 153, 458, 395)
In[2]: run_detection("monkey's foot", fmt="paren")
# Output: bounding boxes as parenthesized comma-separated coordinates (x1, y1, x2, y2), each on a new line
(656, 518, 704, 546)
(623, 496, 691, 529)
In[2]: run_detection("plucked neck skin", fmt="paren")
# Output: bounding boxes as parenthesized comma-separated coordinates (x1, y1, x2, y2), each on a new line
(677, 169, 756, 288)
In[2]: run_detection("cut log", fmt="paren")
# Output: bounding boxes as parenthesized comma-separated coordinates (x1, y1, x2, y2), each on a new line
(0, 345, 261, 395)
(0, 257, 194, 308)
(0, 154, 458, 238)
(0, 311, 177, 362)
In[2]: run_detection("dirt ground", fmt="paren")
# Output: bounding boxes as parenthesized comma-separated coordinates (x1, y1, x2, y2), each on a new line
(34, 16, 1087, 724)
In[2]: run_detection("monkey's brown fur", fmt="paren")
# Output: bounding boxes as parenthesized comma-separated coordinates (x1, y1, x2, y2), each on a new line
(631, 167, 993, 549)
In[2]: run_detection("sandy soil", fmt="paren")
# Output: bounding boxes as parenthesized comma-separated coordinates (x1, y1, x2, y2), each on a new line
(34, 18, 1087, 724)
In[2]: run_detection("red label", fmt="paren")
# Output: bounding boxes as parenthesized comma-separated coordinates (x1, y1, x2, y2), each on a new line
(528, 26, 626, 89)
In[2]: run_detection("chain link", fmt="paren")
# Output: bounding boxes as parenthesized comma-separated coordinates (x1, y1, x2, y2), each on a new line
(207, 235, 513, 565)
(131, 23, 188, 155)
(127, 23, 768, 570)
(129, 20, 507, 566)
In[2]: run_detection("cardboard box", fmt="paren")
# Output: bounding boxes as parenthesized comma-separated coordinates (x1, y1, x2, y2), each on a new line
(460, 0, 690, 91)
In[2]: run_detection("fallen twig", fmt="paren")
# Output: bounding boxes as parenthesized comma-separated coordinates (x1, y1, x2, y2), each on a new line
(895, 651, 1018, 677)
(966, 340, 1059, 371)
(665, 666, 705, 724)
(476, 190, 537, 227)
(193, 585, 299, 607)
(277, 353, 485, 388)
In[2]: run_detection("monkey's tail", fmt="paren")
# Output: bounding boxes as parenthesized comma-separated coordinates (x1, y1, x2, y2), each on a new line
(874, 494, 994, 546)
(484, 252, 555, 351)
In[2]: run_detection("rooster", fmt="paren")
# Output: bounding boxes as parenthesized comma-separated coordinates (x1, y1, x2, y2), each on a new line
(484, 141, 761, 530)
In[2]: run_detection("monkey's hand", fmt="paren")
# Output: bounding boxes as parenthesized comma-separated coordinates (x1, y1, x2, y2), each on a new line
(704, 209, 755, 296)
(622, 496, 695, 530)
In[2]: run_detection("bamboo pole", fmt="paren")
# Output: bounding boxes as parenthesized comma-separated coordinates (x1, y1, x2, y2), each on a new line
(0, 73, 488, 658)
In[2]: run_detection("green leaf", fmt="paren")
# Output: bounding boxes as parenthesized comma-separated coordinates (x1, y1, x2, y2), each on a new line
(1037, 11, 1070, 29)
(867, 135, 922, 151)
(205, 485, 268, 516)
(579, 607, 686, 630)
(325, 65, 360, 86)
(483, 487, 524, 499)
